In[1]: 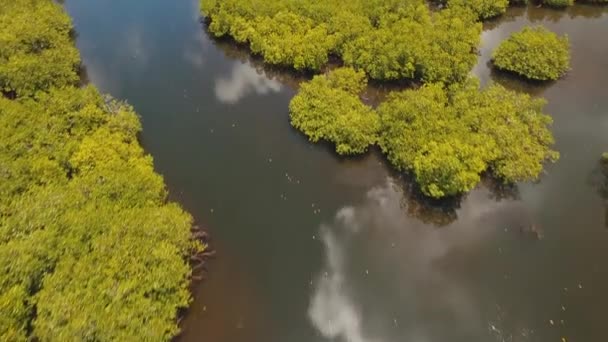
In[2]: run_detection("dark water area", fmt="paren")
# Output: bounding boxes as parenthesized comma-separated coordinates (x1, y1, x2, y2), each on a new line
(64, 1, 608, 341)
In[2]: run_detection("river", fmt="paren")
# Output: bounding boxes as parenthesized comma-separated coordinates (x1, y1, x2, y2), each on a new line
(64, 1, 608, 341)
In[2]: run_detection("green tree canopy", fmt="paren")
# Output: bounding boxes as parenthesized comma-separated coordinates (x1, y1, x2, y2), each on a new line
(0, 0, 80, 97)
(0, 87, 197, 340)
(201, 0, 481, 83)
(289, 68, 380, 155)
(541, 0, 574, 7)
(0, 1, 198, 340)
(492, 26, 571, 81)
(447, 0, 509, 20)
(378, 79, 558, 198)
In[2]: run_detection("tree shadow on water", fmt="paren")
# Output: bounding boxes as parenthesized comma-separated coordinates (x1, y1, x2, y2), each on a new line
(482, 5, 527, 31)
(487, 61, 555, 96)
(200, 20, 314, 91)
(526, 2, 608, 23)
(398, 178, 462, 227)
(480, 173, 521, 202)
(78, 64, 90, 87)
(587, 156, 608, 228)
(387, 166, 522, 228)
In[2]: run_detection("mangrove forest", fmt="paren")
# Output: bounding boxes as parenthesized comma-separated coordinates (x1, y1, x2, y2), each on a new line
(2, 0, 608, 341)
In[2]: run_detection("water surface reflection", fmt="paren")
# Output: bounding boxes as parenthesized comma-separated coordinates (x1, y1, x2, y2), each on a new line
(310, 178, 533, 342)
(215, 62, 283, 104)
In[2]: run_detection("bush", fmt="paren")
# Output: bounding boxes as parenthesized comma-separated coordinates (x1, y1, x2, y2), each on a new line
(289, 68, 380, 155)
(202, 0, 481, 83)
(0, 1, 197, 340)
(492, 26, 570, 81)
(0, 0, 80, 97)
(378, 79, 558, 198)
(0, 88, 197, 341)
(448, 0, 509, 20)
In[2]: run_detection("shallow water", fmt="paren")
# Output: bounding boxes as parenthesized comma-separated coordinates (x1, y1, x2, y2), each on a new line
(64, 2, 608, 341)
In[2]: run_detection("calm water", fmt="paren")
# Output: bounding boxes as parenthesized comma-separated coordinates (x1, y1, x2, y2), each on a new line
(64, 2, 608, 341)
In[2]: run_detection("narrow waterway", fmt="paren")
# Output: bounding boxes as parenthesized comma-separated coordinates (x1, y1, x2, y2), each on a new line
(65, 2, 608, 341)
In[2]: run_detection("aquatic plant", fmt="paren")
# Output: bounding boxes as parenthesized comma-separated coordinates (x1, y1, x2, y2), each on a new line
(492, 26, 571, 81)
(290, 69, 558, 198)
(378, 78, 558, 197)
(0, 0, 79, 97)
(201, 0, 481, 83)
(447, 0, 509, 19)
(289, 68, 380, 155)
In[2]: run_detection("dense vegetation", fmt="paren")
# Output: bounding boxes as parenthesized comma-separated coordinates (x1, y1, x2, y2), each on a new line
(378, 79, 558, 197)
(289, 68, 379, 155)
(492, 26, 570, 81)
(290, 69, 558, 198)
(0, 0, 198, 340)
(201, 0, 482, 83)
(248, 0, 562, 198)
(0, 0, 80, 97)
(446, 0, 509, 19)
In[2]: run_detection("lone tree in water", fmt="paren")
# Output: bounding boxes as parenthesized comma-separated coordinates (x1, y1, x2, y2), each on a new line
(492, 26, 570, 81)
(289, 68, 380, 155)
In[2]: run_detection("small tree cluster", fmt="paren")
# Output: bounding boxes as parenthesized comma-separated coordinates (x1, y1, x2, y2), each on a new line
(0, 0, 80, 96)
(201, 0, 482, 83)
(447, 0, 509, 20)
(289, 68, 380, 155)
(290, 69, 558, 198)
(492, 26, 571, 81)
(378, 79, 559, 197)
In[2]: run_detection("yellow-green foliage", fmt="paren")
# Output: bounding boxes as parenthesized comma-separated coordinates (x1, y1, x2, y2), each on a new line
(448, 0, 509, 19)
(289, 68, 380, 155)
(378, 79, 558, 198)
(201, 0, 481, 83)
(0, 0, 80, 97)
(0, 0, 195, 340)
(492, 26, 571, 81)
(289, 72, 559, 198)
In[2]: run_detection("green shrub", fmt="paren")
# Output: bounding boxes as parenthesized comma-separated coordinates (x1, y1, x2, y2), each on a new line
(492, 26, 570, 81)
(378, 79, 558, 198)
(289, 68, 380, 155)
(0, 0, 80, 97)
(0, 1, 197, 340)
(448, 0, 509, 20)
(202, 0, 481, 83)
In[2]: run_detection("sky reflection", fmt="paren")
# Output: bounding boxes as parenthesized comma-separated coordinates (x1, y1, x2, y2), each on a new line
(309, 178, 531, 342)
(215, 62, 283, 104)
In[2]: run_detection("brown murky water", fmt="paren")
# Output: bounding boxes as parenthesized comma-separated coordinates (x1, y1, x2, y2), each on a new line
(65, 1, 608, 341)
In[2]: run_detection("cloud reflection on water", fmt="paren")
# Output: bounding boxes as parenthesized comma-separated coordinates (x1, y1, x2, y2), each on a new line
(309, 207, 371, 342)
(183, 32, 207, 69)
(215, 62, 283, 104)
(309, 178, 528, 342)
(121, 26, 148, 66)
